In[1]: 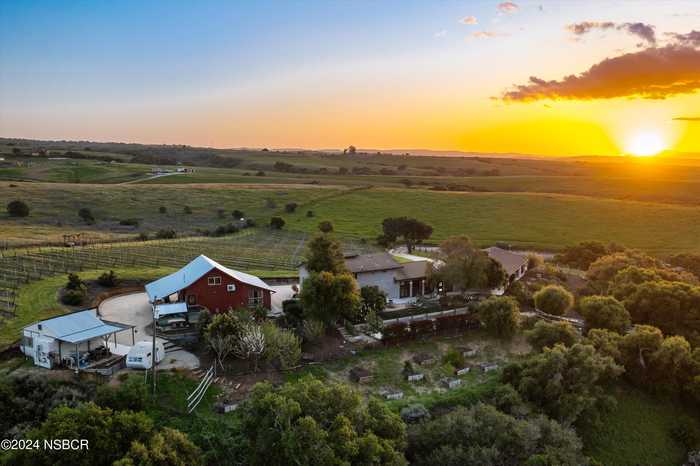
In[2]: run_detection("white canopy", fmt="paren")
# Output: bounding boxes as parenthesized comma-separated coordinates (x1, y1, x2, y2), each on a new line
(154, 302, 188, 318)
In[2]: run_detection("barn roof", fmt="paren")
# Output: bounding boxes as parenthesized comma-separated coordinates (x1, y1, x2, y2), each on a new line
(24, 309, 129, 344)
(145, 255, 275, 301)
(484, 247, 528, 276)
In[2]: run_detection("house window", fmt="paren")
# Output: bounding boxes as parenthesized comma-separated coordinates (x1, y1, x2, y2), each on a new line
(22, 335, 33, 349)
(248, 288, 263, 307)
(399, 281, 411, 298)
(187, 294, 197, 305)
(208, 276, 222, 286)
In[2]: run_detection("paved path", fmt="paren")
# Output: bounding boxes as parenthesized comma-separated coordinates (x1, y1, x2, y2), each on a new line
(99, 292, 199, 370)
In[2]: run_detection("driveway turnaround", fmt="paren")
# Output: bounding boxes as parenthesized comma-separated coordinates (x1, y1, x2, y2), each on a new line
(99, 292, 200, 370)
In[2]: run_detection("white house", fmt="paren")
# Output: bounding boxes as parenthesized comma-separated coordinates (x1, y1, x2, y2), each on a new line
(20, 309, 134, 370)
(299, 252, 432, 304)
(484, 247, 529, 294)
(299, 248, 529, 303)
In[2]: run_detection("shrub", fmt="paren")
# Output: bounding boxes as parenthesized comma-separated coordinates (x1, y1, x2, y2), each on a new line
(158, 206, 167, 214)
(78, 208, 95, 225)
(256, 170, 266, 176)
(217, 208, 225, 218)
(400, 404, 430, 423)
(138, 232, 150, 241)
(270, 217, 285, 229)
(262, 322, 302, 369)
(95, 376, 147, 412)
(442, 349, 466, 369)
(119, 218, 139, 226)
(365, 310, 384, 334)
(282, 299, 304, 327)
(306, 210, 314, 218)
(525, 320, 579, 351)
(245, 218, 256, 227)
(533, 285, 574, 316)
(183, 205, 192, 214)
(265, 199, 276, 209)
(478, 296, 520, 339)
(302, 319, 325, 343)
(284, 203, 298, 213)
(318, 221, 333, 233)
(671, 417, 700, 450)
(66, 273, 84, 290)
(62, 289, 85, 305)
(232, 209, 244, 219)
(97, 270, 118, 287)
(213, 224, 239, 237)
(155, 229, 176, 239)
(6, 200, 29, 217)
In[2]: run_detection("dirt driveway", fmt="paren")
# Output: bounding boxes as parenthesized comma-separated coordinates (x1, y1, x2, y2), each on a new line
(99, 292, 200, 370)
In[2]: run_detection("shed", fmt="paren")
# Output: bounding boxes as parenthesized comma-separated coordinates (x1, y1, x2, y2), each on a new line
(480, 362, 499, 372)
(20, 309, 134, 370)
(412, 353, 436, 366)
(349, 367, 373, 384)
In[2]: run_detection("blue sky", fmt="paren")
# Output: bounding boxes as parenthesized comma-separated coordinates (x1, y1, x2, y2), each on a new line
(2, 1, 699, 155)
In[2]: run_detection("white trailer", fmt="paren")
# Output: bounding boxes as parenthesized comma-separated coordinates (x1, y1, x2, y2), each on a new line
(126, 341, 165, 369)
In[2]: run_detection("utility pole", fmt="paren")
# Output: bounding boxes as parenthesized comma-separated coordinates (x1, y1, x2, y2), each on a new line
(152, 297, 157, 395)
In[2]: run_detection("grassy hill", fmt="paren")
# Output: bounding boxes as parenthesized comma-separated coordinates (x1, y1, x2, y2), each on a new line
(3, 182, 700, 253)
(281, 187, 700, 254)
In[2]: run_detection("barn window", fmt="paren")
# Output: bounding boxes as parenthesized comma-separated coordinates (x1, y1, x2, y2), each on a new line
(227, 284, 236, 292)
(208, 276, 222, 286)
(248, 288, 263, 307)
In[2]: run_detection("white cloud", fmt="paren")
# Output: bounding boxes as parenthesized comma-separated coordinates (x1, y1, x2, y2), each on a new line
(434, 29, 447, 38)
(497, 2, 519, 14)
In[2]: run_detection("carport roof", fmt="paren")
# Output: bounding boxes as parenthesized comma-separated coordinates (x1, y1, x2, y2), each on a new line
(155, 302, 188, 317)
(26, 309, 130, 344)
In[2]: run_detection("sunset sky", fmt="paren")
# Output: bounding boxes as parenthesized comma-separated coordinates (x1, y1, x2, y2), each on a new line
(1, 0, 699, 156)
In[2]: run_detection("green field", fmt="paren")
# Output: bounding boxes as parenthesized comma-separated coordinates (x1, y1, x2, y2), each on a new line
(282, 187, 700, 254)
(4, 182, 700, 253)
(0, 182, 343, 244)
(582, 387, 700, 466)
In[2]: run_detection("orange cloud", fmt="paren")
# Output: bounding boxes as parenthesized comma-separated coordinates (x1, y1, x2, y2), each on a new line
(501, 45, 700, 101)
(471, 31, 509, 39)
(460, 16, 478, 25)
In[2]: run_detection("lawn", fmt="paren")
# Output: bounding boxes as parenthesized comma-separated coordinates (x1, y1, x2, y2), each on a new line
(0, 267, 174, 350)
(282, 187, 700, 254)
(581, 386, 700, 466)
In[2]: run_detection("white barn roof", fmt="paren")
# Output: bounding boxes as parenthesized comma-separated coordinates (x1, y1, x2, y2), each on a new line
(145, 255, 274, 301)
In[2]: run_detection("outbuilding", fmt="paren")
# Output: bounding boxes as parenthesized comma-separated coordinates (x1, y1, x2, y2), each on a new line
(145, 255, 275, 314)
(20, 309, 134, 370)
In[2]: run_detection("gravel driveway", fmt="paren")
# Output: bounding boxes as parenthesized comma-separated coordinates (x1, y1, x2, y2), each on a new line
(99, 292, 200, 370)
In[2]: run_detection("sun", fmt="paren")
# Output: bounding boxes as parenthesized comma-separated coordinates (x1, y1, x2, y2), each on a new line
(625, 131, 666, 157)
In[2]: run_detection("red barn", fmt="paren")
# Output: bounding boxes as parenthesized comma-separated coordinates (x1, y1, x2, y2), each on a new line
(145, 255, 274, 313)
